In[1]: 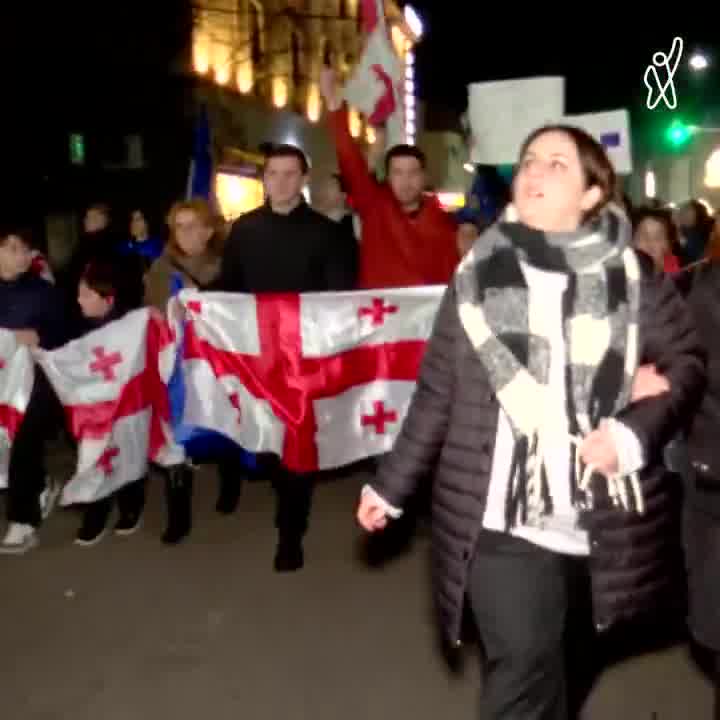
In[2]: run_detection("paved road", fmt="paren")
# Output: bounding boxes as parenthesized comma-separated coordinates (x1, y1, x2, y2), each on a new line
(0, 467, 713, 720)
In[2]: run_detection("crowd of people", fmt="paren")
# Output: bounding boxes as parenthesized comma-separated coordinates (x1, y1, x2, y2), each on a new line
(0, 76, 461, 574)
(4, 81, 720, 718)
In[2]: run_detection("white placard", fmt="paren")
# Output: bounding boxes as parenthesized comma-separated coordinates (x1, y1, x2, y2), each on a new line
(468, 77, 565, 165)
(563, 109, 633, 174)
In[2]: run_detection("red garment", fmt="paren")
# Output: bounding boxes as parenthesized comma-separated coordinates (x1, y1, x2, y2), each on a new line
(329, 107, 459, 289)
(664, 253, 681, 274)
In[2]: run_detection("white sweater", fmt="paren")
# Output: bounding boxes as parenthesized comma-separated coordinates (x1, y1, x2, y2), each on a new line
(366, 262, 645, 557)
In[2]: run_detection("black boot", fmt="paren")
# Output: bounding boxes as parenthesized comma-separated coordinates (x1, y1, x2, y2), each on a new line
(162, 465, 193, 545)
(274, 535, 304, 572)
(216, 460, 242, 515)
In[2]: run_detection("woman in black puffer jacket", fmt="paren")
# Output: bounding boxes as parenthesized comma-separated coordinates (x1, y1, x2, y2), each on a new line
(357, 125, 706, 720)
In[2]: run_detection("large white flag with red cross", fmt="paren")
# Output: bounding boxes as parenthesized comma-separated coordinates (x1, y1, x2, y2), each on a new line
(0, 330, 34, 489)
(343, 0, 404, 147)
(172, 287, 443, 473)
(34, 309, 183, 504)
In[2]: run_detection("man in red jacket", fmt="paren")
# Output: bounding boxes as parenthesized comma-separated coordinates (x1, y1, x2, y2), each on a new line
(320, 68, 459, 289)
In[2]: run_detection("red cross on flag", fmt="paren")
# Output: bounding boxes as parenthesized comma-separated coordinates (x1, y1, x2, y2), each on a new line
(343, 0, 404, 147)
(174, 286, 443, 472)
(34, 309, 183, 504)
(0, 330, 34, 489)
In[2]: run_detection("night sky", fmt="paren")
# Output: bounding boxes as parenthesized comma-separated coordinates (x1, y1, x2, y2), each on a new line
(409, 7, 720, 126)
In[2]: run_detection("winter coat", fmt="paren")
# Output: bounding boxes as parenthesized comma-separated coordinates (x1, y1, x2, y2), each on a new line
(685, 262, 720, 515)
(215, 200, 356, 293)
(370, 258, 706, 649)
(144, 248, 220, 311)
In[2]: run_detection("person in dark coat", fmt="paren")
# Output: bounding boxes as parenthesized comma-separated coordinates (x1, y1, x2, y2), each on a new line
(0, 226, 67, 553)
(357, 126, 706, 720)
(680, 257, 720, 717)
(120, 207, 164, 270)
(57, 203, 145, 334)
(215, 143, 356, 573)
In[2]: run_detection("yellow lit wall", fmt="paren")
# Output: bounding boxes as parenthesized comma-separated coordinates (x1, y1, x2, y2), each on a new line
(349, 109, 362, 138)
(193, 31, 211, 74)
(273, 77, 289, 108)
(237, 63, 253, 93)
(307, 83, 321, 123)
(391, 26, 406, 58)
(216, 174, 264, 220)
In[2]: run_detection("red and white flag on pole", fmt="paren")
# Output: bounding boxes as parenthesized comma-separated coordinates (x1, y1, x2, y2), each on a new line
(343, 0, 404, 147)
(0, 330, 34, 488)
(34, 309, 183, 504)
(173, 287, 443, 473)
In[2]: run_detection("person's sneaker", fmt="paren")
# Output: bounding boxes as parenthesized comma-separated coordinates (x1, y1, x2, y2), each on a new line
(273, 539, 304, 573)
(0, 523, 38, 554)
(114, 512, 142, 537)
(75, 514, 107, 547)
(40, 477, 62, 520)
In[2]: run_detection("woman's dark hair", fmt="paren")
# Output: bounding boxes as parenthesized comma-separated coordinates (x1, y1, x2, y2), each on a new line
(516, 124, 617, 221)
(683, 199, 713, 231)
(80, 261, 118, 299)
(130, 207, 161, 238)
(633, 207, 679, 248)
(385, 144, 427, 174)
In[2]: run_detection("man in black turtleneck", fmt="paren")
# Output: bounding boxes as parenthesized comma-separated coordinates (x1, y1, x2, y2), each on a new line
(215, 144, 356, 572)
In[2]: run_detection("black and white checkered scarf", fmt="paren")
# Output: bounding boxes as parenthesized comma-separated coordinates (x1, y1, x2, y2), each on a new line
(455, 205, 642, 528)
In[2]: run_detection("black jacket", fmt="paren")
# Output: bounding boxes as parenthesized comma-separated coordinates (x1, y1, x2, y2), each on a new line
(371, 257, 705, 648)
(685, 262, 720, 513)
(58, 229, 145, 334)
(0, 271, 67, 350)
(215, 201, 357, 293)
(0, 271, 68, 410)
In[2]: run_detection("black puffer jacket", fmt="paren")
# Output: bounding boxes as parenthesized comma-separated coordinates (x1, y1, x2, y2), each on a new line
(686, 262, 720, 514)
(371, 258, 706, 648)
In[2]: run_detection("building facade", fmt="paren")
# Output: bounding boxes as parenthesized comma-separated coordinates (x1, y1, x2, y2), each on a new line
(189, 0, 421, 218)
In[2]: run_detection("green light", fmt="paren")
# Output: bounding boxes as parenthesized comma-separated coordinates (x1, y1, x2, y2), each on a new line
(665, 119, 692, 148)
(70, 133, 85, 165)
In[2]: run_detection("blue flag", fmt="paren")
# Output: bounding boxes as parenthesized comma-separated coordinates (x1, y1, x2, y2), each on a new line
(173, 109, 258, 469)
(186, 105, 215, 203)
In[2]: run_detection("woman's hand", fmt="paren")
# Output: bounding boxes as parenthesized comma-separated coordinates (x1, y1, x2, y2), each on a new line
(14, 329, 39, 348)
(631, 364, 670, 402)
(357, 494, 390, 532)
(580, 422, 619, 478)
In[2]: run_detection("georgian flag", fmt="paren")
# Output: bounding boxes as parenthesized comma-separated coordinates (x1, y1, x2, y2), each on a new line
(34, 309, 183, 504)
(0, 330, 34, 488)
(173, 287, 443, 473)
(343, 0, 404, 147)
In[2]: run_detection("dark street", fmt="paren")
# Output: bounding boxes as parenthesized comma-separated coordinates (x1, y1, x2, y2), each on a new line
(0, 466, 713, 720)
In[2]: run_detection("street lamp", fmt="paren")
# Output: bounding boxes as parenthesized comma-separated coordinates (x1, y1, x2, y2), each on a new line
(690, 52, 710, 71)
